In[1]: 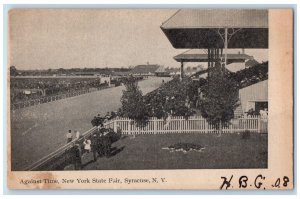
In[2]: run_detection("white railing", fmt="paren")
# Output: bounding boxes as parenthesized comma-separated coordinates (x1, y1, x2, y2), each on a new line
(108, 115, 265, 135)
(25, 126, 98, 171)
(11, 86, 111, 110)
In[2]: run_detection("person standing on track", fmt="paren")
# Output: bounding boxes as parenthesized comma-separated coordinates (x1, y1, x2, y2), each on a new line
(75, 130, 81, 140)
(66, 130, 72, 143)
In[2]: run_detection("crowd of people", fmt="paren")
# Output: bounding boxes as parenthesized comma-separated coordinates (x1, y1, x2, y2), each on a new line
(91, 111, 117, 127)
(64, 111, 121, 170)
(245, 108, 268, 117)
(67, 126, 121, 170)
(10, 78, 109, 104)
(66, 130, 82, 143)
(228, 61, 268, 89)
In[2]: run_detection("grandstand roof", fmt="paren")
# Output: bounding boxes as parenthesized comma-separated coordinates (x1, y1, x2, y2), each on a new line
(174, 49, 253, 63)
(161, 9, 268, 49)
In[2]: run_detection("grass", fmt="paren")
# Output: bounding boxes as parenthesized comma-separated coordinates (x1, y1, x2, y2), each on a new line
(81, 132, 268, 170)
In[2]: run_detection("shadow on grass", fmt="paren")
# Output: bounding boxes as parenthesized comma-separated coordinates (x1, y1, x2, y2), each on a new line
(120, 136, 128, 140)
(81, 146, 125, 168)
(82, 159, 95, 168)
(109, 146, 125, 157)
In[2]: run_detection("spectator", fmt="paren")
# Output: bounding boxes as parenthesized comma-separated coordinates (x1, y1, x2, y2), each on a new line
(105, 112, 111, 120)
(83, 139, 91, 153)
(164, 113, 171, 128)
(102, 130, 111, 158)
(116, 124, 122, 134)
(96, 133, 105, 157)
(96, 114, 103, 126)
(110, 111, 117, 119)
(74, 143, 82, 170)
(260, 108, 268, 121)
(246, 108, 255, 116)
(66, 130, 72, 143)
(91, 116, 98, 127)
(74, 130, 81, 140)
(91, 134, 98, 162)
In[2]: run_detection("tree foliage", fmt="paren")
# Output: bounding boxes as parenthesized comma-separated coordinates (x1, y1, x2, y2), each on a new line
(120, 76, 149, 126)
(144, 76, 195, 119)
(199, 62, 239, 134)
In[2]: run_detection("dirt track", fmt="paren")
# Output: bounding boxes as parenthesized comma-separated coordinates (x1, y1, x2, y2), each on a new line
(10, 77, 170, 170)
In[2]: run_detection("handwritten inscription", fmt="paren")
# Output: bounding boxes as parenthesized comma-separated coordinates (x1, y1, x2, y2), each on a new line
(220, 175, 290, 190)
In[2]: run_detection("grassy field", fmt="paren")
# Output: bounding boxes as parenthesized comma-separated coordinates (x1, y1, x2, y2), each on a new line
(11, 77, 171, 170)
(81, 133, 268, 170)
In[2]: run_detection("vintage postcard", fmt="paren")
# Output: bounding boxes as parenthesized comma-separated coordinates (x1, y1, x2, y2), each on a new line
(6, 8, 293, 190)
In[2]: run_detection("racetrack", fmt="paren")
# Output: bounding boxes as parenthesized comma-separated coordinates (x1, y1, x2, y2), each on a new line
(10, 77, 171, 170)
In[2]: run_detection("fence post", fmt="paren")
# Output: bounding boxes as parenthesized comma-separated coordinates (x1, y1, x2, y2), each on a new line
(205, 119, 208, 133)
(179, 117, 182, 133)
(154, 119, 157, 134)
(257, 116, 261, 133)
(128, 119, 131, 135)
(113, 120, 117, 132)
(243, 116, 246, 132)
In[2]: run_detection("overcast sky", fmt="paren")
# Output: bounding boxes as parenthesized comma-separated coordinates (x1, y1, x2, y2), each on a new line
(9, 9, 268, 70)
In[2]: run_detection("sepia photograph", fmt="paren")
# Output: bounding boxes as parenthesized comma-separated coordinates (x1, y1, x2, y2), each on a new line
(6, 7, 293, 190)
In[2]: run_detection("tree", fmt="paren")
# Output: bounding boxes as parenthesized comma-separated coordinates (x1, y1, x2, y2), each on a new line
(200, 61, 239, 136)
(120, 76, 149, 127)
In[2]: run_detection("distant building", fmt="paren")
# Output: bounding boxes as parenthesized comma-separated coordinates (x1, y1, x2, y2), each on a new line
(155, 66, 170, 77)
(73, 72, 100, 76)
(130, 64, 160, 76)
(72, 72, 111, 85)
(99, 75, 111, 86)
(166, 68, 181, 77)
(184, 65, 205, 76)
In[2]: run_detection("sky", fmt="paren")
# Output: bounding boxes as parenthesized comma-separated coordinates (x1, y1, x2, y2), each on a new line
(9, 9, 268, 70)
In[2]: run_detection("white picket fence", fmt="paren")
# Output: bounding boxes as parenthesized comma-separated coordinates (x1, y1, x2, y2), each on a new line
(104, 115, 267, 135)
(26, 115, 266, 170)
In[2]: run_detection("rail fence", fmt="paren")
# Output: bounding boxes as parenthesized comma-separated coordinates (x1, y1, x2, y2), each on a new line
(110, 115, 267, 135)
(11, 86, 109, 110)
(24, 126, 98, 171)
(25, 115, 267, 171)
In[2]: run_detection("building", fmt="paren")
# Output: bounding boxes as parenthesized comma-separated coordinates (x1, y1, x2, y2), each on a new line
(99, 75, 111, 86)
(161, 9, 268, 79)
(239, 80, 268, 115)
(155, 66, 170, 77)
(130, 64, 160, 76)
(166, 68, 181, 77)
